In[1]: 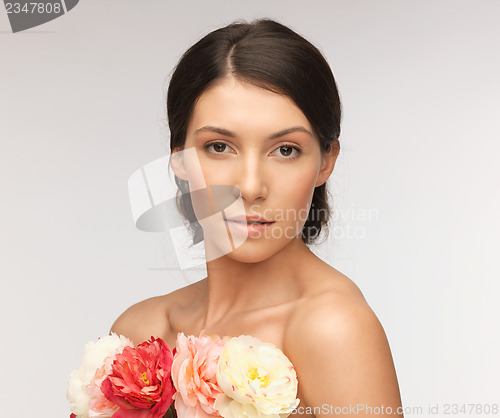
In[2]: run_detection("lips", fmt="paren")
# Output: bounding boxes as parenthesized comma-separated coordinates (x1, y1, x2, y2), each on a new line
(225, 215, 274, 224)
(224, 215, 275, 238)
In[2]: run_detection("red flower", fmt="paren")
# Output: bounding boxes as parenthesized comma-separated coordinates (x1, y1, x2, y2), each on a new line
(101, 337, 175, 418)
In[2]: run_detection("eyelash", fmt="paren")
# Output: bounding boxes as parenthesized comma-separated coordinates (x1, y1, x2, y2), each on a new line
(203, 141, 302, 160)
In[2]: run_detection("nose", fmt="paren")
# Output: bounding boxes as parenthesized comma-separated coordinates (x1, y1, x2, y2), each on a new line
(233, 153, 269, 202)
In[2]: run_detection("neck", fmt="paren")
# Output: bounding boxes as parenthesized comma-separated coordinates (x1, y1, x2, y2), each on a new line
(199, 235, 314, 328)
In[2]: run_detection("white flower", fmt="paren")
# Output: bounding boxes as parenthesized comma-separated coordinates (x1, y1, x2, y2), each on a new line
(66, 333, 133, 418)
(214, 336, 300, 418)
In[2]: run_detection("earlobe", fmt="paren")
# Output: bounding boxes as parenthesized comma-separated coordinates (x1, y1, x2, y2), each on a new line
(170, 148, 188, 181)
(315, 144, 339, 187)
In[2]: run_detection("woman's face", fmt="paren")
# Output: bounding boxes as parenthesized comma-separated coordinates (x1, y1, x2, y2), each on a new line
(177, 76, 336, 263)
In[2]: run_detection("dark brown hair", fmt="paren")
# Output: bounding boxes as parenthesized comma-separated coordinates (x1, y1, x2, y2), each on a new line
(167, 18, 342, 245)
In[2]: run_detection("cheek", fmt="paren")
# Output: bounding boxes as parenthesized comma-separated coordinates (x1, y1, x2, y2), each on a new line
(277, 170, 317, 217)
(187, 155, 227, 189)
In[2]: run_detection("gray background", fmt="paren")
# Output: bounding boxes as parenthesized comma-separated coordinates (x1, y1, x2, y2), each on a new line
(1, 0, 499, 416)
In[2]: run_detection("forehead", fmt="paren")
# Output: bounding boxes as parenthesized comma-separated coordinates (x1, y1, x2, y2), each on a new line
(186, 77, 313, 137)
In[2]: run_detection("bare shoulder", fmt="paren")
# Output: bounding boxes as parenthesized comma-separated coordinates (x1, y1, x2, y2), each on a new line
(286, 285, 384, 355)
(110, 294, 171, 345)
(110, 280, 204, 345)
(286, 267, 378, 347)
(284, 268, 403, 414)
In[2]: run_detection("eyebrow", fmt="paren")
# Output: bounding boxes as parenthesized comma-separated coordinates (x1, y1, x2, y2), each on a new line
(194, 125, 313, 140)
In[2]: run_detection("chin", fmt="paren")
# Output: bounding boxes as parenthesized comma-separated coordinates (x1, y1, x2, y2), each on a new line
(202, 220, 305, 264)
(206, 233, 297, 264)
(227, 244, 278, 264)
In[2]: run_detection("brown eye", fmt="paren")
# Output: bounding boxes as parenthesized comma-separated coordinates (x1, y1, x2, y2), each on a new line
(280, 146, 293, 157)
(273, 144, 301, 159)
(205, 142, 231, 154)
(213, 143, 227, 152)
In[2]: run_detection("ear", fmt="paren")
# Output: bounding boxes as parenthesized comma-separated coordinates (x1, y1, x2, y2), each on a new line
(170, 147, 188, 181)
(315, 143, 339, 187)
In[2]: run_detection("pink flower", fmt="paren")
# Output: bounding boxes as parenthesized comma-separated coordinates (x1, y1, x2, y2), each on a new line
(171, 332, 225, 417)
(101, 337, 176, 418)
(67, 333, 133, 418)
(87, 355, 120, 417)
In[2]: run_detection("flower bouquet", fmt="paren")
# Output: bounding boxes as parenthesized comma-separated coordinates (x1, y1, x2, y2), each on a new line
(68, 331, 300, 418)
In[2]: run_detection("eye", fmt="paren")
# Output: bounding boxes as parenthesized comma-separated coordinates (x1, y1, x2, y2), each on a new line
(204, 141, 301, 159)
(204, 142, 233, 154)
(271, 144, 302, 159)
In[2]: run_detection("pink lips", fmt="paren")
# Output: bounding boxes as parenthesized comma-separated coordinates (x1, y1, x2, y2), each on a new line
(225, 215, 274, 223)
(224, 215, 275, 237)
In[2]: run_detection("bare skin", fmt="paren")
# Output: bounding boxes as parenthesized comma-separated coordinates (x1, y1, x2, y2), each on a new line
(112, 77, 403, 417)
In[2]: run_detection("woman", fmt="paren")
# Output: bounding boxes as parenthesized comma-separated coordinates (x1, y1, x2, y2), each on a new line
(112, 18, 404, 417)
